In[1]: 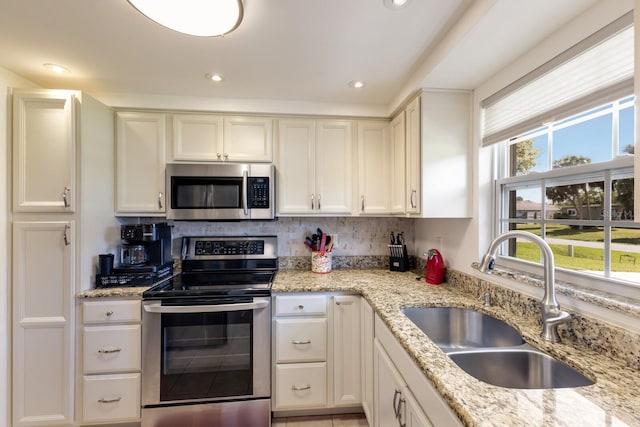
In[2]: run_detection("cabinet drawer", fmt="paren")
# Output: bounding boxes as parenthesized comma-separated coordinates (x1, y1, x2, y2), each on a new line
(276, 318, 326, 363)
(83, 325, 141, 373)
(275, 363, 327, 409)
(83, 373, 140, 423)
(84, 300, 141, 323)
(275, 294, 326, 316)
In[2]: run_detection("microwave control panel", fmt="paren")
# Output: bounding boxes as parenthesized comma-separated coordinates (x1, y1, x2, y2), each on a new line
(248, 177, 270, 208)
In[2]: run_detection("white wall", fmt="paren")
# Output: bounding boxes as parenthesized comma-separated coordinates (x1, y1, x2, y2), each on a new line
(414, 0, 634, 275)
(0, 66, 39, 427)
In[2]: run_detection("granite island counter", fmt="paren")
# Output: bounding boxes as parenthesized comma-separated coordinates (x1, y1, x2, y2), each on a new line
(273, 269, 640, 427)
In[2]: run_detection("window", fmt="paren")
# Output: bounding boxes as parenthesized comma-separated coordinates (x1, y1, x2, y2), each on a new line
(496, 97, 637, 292)
(483, 14, 638, 299)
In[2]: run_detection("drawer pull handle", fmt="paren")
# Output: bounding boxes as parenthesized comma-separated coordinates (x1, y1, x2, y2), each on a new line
(98, 397, 122, 403)
(105, 311, 114, 316)
(292, 339, 311, 345)
(98, 348, 122, 354)
(291, 384, 311, 391)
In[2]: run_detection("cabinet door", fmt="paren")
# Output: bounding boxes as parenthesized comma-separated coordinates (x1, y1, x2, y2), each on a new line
(276, 119, 316, 214)
(116, 112, 166, 214)
(13, 89, 76, 212)
(316, 120, 353, 214)
(357, 121, 390, 215)
(171, 114, 223, 161)
(12, 221, 75, 426)
(374, 339, 405, 427)
(404, 386, 433, 427)
(405, 97, 421, 214)
(333, 295, 361, 406)
(223, 116, 273, 162)
(361, 299, 375, 425)
(390, 112, 406, 214)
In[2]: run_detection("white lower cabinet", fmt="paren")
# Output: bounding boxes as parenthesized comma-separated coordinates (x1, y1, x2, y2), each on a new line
(81, 299, 141, 425)
(272, 293, 362, 415)
(374, 314, 462, 427)
(360, 299, 375, 425)
(82, 373, 140, 424)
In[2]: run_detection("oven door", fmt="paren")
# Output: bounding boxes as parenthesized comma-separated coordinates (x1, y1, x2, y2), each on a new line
(141, 296, 271, 407)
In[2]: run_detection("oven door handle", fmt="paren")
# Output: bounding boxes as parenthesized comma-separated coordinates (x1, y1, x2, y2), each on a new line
(242, 169, 249, 216)
(143, 300, 269, 314)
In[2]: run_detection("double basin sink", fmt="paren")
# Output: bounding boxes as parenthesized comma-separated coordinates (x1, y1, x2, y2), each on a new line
(401, 306, 594, 389)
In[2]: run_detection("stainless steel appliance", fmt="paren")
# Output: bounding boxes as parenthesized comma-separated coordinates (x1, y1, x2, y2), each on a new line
(96, 223, 173, 287)
(141, 236, 278, 427)
(166, 163, 275, 221)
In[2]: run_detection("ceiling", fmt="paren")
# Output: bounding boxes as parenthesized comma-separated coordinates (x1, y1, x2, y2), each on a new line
(0, 0, 601, 115)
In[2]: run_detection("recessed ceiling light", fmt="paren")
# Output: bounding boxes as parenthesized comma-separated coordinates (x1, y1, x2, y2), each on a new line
(205, 73, 224, 82)
(128, 0, 244, 37)
(383, 0, 411, 10)
(43, 63, 70, 74)
(348, 80, 365, 89)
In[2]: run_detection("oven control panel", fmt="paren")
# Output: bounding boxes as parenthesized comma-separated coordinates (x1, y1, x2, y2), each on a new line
(195, 239, 264, 255)
(182, 236, 277, 260)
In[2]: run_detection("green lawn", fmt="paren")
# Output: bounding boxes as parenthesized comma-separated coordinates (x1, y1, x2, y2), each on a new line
(516, 242, 640, 272)
(512, 224, 640, 272)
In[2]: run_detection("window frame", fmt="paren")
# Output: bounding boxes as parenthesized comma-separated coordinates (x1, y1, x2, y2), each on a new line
(494, 148, 639, 302)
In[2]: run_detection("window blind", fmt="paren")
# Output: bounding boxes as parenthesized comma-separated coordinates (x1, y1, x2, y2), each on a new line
(481, 12, 634, 146)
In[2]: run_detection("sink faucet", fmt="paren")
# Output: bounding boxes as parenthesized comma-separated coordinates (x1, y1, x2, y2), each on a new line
(477, 230, 571, 343)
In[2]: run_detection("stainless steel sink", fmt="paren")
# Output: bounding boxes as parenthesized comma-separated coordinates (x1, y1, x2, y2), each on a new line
(401, 306, 524, 351)
(448, 348, 594, 389)
(401, 306, 594, 389)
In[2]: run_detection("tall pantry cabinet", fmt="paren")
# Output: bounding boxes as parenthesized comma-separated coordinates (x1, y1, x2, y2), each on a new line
(11, 89, 118, 426)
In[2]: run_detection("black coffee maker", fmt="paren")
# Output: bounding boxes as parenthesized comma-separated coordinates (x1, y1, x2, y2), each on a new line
(96, 222, 173, 287)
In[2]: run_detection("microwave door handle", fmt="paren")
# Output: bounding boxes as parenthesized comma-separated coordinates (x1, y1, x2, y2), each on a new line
(242, 170, 249, 216)
(144, 300, 269, 314)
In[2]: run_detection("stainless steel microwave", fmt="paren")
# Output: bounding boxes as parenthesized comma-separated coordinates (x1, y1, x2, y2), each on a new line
(166, 163, 275, 221)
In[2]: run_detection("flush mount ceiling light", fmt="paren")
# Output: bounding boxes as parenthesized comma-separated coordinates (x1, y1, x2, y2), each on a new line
(348, 80, 365, 89)
(43, 63, 70, 74)
(128, 0, 244, 37)
(383, 0, 411, 10)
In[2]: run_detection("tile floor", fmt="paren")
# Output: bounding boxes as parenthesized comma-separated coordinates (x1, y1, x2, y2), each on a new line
(271, 414, 368, 427)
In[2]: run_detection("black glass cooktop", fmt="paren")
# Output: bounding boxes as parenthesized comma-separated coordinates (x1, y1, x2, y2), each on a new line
(142, 270, 276, 299)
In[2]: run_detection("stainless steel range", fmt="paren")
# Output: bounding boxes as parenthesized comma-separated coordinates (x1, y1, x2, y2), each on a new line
(141, 236, 278, 427)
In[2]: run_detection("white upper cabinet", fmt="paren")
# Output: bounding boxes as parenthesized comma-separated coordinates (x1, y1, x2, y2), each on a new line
(357, 121, 390, 215)
(115, 111, 166, 215)
(13, 89, 76, 212)
(277, 119, 353, 215)
(420, 90, 471, 218)
(405, 97, 421, 215)
(170, 114, 273, 162)
(171, 114, 223, 161)
(390, 112, 406, 214)
(223, 116, 273, 162)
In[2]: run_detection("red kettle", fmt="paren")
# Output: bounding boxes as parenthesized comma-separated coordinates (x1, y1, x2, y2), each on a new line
(425, 249, 445, 285)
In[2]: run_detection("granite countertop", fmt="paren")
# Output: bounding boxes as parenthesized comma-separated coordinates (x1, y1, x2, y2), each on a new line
(273, 269, 640, 427)
(77, 269, 640, 426)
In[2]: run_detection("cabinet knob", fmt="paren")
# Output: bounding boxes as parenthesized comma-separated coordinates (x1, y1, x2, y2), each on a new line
(224, 153, 229, 160)
(105, 311, 114, 317)
(217, 152, 222, 159)
(297, 304, 304, 310)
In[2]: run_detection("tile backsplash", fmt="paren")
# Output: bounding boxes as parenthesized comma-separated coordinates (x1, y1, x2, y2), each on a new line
(168, 216, 415, 258)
